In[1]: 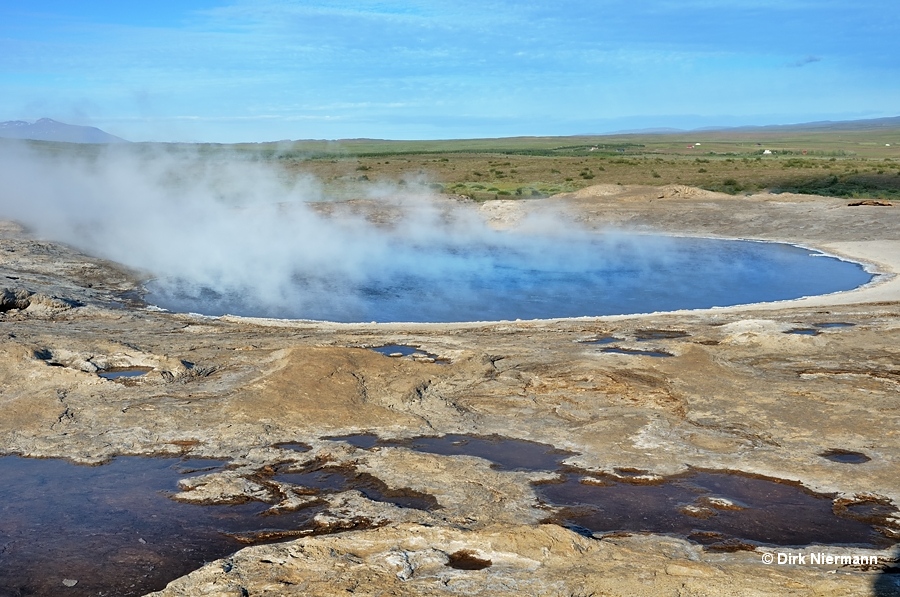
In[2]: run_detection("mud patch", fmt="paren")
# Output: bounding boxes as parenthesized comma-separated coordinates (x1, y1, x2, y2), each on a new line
(446, 549, 492, 570)
(536, 469, 899, 549)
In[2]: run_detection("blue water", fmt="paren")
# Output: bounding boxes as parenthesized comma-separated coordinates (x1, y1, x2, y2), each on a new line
(148, 235, 872, 323)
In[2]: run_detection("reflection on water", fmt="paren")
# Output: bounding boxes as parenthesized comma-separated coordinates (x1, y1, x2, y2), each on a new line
(148, 236, 872, 323)
(368, 345, 449, 363)
(325, 433, 575, 472)
(327, 433, 899, 550)
(273, 462, 440, 511)
(820, 449, 872, 464)
(537, 470, 899, 549)
(0, 456, 319, 597)
(598, 347, 672, 357)
(97, 367, 153, 380)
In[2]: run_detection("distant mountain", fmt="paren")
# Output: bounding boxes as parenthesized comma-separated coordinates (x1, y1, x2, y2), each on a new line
(593, 116, 900, 137)
(688, 116, 900, 134)
(713, 116, 900, 133)
(0, 118, 128, 143)
(607, 127, 686, 135)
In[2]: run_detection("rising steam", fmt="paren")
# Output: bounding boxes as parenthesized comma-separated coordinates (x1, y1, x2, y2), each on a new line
(0, 142, 645, 321)
(0, 142, 869, 322)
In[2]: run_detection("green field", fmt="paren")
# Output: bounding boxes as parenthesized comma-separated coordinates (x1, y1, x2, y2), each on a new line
(7, 120, 900, 202)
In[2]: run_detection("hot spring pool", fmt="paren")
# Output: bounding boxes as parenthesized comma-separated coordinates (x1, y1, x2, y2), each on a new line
(147, 234, 872, 323)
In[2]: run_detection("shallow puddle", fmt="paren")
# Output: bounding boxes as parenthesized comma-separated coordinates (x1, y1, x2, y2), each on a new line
(272, 441, 312, 453)
(368, 345, 448, 363)
(370, 344, 418, 357)
(814, 322, 856, 329)
(820, 449, 871, 464)
(325, 432, 382, 450)
(599, 347, 673, 357)
(326, 434, 898, 549)
(784, 328, 820, 336)
(0, 455, 324, 597)
(536, 469, 899, 549)
(325, 433, 575, 472)
(97, 366, 153, 380)
(581, 336, 621, 345)
(272, 462, 440, 511)
(634, 329, 690, 341)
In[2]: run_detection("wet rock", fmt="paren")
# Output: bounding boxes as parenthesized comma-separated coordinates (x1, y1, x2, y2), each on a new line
(175, 471, 275, 504)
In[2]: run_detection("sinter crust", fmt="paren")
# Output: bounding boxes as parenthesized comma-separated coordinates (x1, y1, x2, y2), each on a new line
(1, 187, 898, 596)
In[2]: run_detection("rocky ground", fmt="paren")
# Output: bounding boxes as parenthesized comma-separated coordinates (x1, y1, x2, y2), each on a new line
(1, 186, 899, 596)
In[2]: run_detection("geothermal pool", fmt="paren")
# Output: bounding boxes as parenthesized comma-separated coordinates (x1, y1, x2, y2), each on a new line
(147, 235, 871, 323)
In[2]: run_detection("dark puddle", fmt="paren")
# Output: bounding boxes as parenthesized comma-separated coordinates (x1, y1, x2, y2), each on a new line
(272, 441, 312, 453)
(635, 329, 690, 341)
(785, 323, 856, 335)
(324, 434, 575, 472)
(97, 366, 153, 380)
(446, 549, 492, 570)
(325, 432, 381, 450)
(0, 455, 325, 597)
(785, 328, 820, 336)
(369, 344, 449, 364)
(581, 335, 621, 345)
(325, 433, 899, 549)
(371, 344, 418, 357)
(323, 434, 900, 551)
(599, 347, 673, 357)
(821, 449, 872, 464)
(271, 461, 440, 511)
(536, 469, 899, 550)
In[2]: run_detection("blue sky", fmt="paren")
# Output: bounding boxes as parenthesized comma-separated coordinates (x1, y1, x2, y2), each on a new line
(1, 1, 898, 142)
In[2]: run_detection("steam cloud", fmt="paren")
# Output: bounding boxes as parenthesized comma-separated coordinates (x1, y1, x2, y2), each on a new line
(0, 143, 867, 322)
(0, 142, 662, 322)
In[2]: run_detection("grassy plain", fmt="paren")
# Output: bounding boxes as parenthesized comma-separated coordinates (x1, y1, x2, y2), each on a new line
(8, 121, 900, 202)
(261, 124, 900, 201)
